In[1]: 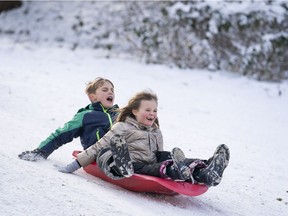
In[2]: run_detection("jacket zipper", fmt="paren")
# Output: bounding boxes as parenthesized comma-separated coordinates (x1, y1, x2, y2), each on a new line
(100, 104, 113, 128)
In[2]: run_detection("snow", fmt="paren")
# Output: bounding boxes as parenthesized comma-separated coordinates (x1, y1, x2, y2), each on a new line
(1, 1, 288, 215)
(1, 41, 288, 216)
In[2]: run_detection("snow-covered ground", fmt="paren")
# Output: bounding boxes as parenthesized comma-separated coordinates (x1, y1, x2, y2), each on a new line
(0, 40, 287, 216)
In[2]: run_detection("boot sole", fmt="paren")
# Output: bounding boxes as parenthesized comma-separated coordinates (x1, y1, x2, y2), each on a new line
(110, 135, 134, 177)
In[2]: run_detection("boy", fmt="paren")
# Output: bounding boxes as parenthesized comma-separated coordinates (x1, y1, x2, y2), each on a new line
(18, 77, 119, 161)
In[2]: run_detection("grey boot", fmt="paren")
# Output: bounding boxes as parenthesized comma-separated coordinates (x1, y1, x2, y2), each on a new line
(169, 147, 192, 181)
(193, 144, 230, 187)
(97, 148, 125, 180)
(110, 134, 134, 177)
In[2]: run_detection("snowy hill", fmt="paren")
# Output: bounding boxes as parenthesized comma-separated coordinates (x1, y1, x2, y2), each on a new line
(1, 1, 288, 215)
(0, 41, 288, 215)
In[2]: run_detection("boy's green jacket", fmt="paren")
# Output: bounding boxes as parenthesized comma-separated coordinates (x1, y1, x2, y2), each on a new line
(38, 102, 119, 157)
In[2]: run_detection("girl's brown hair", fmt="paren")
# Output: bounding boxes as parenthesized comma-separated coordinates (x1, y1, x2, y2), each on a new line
(117, 90, 159, 126)
(85, 77, 114, 95)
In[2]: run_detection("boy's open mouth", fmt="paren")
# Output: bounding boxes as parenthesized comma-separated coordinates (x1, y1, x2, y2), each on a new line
(107, 96, 113, 102)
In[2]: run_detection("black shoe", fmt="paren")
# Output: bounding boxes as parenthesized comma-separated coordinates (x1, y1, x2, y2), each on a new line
(110, 134, 134, 177)
(194, 144, 230, 186)
(170, 147, 192, 181)
(18, 149, 48, 161)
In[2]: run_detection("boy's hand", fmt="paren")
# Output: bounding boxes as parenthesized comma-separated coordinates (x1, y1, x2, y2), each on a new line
(18, 149, 47, 161)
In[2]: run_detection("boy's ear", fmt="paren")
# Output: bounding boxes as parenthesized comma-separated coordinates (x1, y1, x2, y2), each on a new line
(88, 93, 97, 103)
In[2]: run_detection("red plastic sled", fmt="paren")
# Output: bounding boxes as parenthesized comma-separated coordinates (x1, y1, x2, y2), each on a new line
(73, 151, 208, 196)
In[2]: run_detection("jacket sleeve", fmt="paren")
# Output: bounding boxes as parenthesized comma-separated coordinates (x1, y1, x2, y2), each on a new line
(37, 111, 89, 156)
(157, 129, 164, 151)
(77, 122, 126, 167)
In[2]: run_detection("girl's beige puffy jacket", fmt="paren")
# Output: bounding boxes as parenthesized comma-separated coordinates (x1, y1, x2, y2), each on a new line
(77, 117, 164, 167)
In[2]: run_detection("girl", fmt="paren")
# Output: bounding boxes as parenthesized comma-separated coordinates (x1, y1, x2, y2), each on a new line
(59, 91, 230, 187)
(19, 77, 119, 161)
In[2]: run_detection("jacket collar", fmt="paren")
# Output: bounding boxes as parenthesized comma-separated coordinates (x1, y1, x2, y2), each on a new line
(125, 117, 157, 131)
(77, 102, 118, 114)
(90, 102, 119, 113)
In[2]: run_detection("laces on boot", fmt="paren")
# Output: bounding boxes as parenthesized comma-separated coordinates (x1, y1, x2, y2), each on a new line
(188, 160, 207, 184)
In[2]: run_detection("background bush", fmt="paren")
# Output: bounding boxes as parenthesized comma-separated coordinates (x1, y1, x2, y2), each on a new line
(1, 0, 287, 82)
